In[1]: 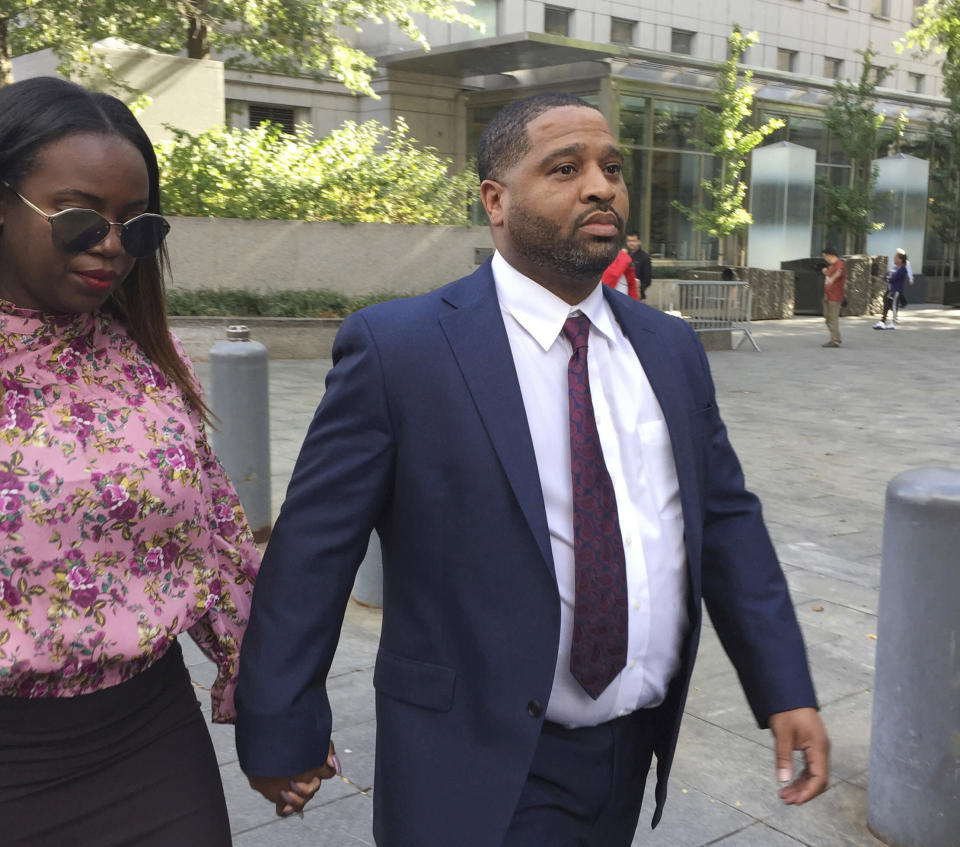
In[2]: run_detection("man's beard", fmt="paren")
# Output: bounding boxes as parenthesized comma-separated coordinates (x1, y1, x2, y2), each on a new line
(506, 201, 624, 285)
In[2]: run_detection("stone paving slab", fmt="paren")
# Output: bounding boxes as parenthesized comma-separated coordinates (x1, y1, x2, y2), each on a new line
(631, 777, 755, 846)
(667, 715, 796, 821)
(708, 822, 807, 846)
(232, 793, 376, 846)
(189, 307, 959, 845)
(760, 780, 889, 847)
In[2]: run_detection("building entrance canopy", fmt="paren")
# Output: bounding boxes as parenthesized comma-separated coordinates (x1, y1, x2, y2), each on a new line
(380, 32, 619, 77)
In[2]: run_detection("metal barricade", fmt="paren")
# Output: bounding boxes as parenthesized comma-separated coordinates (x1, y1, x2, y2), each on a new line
(660, 281, 760, 352)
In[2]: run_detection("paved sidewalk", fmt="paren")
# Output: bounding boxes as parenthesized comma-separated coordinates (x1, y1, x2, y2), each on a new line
(192, 306, 960, 847)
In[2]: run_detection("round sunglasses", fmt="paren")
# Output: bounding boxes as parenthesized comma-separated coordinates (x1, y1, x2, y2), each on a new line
(1, 182, 170, 258)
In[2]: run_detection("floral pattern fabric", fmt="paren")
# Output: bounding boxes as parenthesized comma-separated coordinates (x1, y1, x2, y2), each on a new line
(0, 299, 259, 722)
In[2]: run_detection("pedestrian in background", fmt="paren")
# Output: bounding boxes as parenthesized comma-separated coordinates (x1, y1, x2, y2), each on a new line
(821, 246, 846, 348)
(875, 251, 909, 330)
(0, 77, 261, 846)
(895, 247, 914, 285)
(601, 246, 639, 299)
(626, 230, 653, 299)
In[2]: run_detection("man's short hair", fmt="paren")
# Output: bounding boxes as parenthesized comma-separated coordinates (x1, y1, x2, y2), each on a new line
(822, 246, 839, 256)
(626, 230, 640, 239)
(476, 93, 601, 183)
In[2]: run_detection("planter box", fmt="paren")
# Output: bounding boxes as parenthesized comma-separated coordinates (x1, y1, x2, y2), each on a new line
(944, 280, 960, 307)
(731, 267, 795, 320)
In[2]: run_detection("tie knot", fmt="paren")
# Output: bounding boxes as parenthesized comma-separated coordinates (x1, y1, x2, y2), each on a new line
(562, 314, 591, 352)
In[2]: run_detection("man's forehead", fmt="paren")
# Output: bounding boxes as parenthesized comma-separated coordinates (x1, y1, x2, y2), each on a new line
(525, 105, 614, 144)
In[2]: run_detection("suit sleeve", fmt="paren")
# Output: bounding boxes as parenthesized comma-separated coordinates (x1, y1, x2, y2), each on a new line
(235, 311, 395, 777)
(690, 333, 818, 727)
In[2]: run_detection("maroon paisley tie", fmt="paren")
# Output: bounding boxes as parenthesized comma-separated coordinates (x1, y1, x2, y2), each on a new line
(562, 314, 628, 699)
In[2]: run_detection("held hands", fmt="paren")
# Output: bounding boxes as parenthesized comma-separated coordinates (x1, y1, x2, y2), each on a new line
(247, 741, 341, 818)
(769, 707, 830, 805)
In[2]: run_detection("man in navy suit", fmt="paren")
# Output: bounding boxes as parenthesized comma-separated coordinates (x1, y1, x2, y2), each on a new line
(235, 93, 829, 845)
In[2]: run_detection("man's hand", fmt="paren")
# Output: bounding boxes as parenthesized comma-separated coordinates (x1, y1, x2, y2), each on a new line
(769, 708, 829, 805)
(247, 741, 341, 817)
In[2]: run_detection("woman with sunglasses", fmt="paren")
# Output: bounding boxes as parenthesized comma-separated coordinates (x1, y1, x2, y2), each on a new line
(0, 77, 261, 845)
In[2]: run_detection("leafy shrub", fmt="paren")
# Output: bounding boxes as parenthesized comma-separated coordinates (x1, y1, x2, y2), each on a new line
(165, 288, 409, 318)
(156, 119, 475, 225)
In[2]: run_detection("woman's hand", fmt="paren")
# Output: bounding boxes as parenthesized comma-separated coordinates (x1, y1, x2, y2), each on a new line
(247, 741, 341, 817)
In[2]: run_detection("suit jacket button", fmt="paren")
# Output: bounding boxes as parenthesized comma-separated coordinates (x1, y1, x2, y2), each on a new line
(527, 700, 542, 718)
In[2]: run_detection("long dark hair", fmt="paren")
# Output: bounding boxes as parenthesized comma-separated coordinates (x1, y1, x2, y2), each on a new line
(0, 77, 208, 421)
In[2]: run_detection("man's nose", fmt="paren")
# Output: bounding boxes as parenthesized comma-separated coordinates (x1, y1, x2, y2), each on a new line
(581, 162, 616, 203)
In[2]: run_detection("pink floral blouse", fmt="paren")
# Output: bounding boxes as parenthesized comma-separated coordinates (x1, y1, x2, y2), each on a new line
(0, 299, 259, 722)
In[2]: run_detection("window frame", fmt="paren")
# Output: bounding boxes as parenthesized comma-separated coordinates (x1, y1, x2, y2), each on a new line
(247, 102, 297, 134)
(670, 28, 695, 55)
(777, 48, 797, 73)
(610, 17, 635, 46)
(544, 5, 571, 37)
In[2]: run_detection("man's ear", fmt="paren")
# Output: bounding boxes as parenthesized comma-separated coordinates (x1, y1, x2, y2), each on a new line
(480, 179, 506, 227)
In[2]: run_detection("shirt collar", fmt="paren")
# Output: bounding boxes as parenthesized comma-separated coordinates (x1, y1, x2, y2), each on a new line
(491, 251, 618, 352)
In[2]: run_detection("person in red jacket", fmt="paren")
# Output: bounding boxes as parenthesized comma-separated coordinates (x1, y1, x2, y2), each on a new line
(601, 248, 639, 299)
(821, 246, 846, 348)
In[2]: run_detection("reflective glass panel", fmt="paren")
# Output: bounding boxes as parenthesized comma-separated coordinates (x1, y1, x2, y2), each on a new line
(619, 95, 649, 147)
(653, 101, 701, 150)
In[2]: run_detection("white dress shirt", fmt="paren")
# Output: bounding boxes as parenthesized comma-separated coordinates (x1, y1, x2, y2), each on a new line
(492, 251, 690, 728)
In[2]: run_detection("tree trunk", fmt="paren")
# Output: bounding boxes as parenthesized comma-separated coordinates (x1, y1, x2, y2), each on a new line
(0, 18, 13, 87)
(187, 15, 210, 59)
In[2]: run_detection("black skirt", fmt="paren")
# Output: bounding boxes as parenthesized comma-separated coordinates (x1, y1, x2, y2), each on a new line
(0, 641, 232, 846)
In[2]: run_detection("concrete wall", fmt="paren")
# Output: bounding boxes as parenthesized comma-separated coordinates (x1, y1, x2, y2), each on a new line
(224, 70, 362, 139)
(10, 48, 60, 79)
(170, 317, 343, 362)
(165, 218, 494, 294)
(223, 68, 466, 165)
(365, 71, 467, 165)
(12, 41, 224, 144)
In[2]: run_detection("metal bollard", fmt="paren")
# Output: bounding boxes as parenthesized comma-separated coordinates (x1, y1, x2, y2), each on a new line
(867, 468, 960, 847)
(208, 325, 272, 543)
(352, 531, 383, 608)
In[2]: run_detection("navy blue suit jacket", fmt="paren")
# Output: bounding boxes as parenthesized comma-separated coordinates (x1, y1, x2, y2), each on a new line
(235, 260, 816, 846)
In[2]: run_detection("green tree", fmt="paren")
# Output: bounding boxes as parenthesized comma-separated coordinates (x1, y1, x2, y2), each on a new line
(902, 0, 960, 99)
(1, 0, 478, 95)
(155, 118, 475, 225)
(903, 1, 960, 276)
(818, 48, 906, 254)
(1, 0, 99, 86)
(673, 27, 784, 265)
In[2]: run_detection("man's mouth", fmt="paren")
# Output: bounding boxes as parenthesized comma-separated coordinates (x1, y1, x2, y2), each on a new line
(578, 211, 621, 238)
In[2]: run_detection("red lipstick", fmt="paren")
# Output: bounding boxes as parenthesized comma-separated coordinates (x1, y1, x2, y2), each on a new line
(74, 268, 116, 292)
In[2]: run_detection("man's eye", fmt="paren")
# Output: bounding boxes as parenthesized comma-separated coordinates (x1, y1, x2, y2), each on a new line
(606, 163, 623, 174)
(556, 164, 576, 176)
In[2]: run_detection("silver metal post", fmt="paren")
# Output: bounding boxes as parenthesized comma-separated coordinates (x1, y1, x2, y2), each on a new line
(867, 468, 960, 847)
(208, 325, 272, 543)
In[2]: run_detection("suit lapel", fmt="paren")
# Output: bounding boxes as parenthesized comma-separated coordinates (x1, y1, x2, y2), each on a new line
(439, 265, 555, 575)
